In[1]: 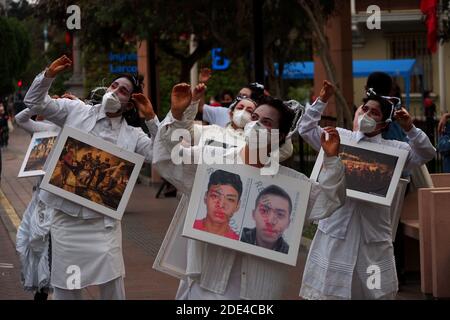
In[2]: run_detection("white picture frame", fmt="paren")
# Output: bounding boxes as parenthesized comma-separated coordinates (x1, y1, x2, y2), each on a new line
(18, 131, 59, 178)
(40, 126, 144, 220)
(153, 194, 189, 279)
(153, 127, 247, 279)
(310, 136, 409, 207)
(182, 163, 311, 266)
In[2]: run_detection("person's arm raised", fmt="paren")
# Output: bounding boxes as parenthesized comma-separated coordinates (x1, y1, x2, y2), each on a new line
(306, 127, 346, 222)
(298, 80, 334, 152)
(24, 55, 77, 128)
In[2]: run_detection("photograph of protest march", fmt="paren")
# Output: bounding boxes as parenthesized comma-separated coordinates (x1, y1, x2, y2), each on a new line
(40, 126, 144, 220)
(339, 145, 398, 197)
(310, 137, 408, 207)
(48, 136, 134, 210)
(18, 131, 58, 177)
(183, 164, 311, 266)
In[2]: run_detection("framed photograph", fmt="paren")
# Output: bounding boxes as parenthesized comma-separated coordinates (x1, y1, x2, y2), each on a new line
(40, 126, 144, 220)
(310, 136, 409, 207)
(182, 163, 311, 266)
(153, 195, 189, 279)
(18, 131, 58, 177)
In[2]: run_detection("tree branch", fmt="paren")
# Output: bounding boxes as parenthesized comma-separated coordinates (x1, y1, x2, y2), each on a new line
(298, 0, 353, 128)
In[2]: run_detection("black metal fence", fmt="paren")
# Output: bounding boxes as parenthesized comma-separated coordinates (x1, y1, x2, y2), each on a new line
(287, 118, 445, 177)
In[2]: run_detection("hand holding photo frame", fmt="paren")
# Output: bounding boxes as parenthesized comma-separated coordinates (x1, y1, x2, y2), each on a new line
(18, 131, 58, 178)
(310, 136, 408, 207)
(40, 126, 144, 220)
(182, 163, 311, 266)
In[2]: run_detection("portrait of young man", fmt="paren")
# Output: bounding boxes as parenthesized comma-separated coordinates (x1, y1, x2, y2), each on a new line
(193, 169, 243, 240)
(240, 185, 292, 254)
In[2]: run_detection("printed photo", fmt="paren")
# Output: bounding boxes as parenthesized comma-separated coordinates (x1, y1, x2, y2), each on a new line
(18, 131, 58, 177)
(40, 126, 144, 220)
(183, 163, 311, 266)
(310, 136, 408, 207)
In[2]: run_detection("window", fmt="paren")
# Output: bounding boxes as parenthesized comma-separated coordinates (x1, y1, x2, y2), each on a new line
(386, 33, 432, 93)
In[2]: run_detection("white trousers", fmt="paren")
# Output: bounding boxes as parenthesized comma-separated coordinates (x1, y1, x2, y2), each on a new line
(52, 276, 125, 300)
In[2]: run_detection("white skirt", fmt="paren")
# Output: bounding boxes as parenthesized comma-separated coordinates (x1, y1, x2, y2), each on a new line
(50, 211, 124, 289)
(16, 192, 52, 292)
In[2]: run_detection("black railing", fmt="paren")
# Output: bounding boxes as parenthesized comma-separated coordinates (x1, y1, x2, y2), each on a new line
(288, 117, 445, 176)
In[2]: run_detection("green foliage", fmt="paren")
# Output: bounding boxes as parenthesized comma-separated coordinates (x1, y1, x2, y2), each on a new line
(157, 48, 250, 117)
(197, 53, 249, 103)
(31, 0, 337, 109)
(0, 16, 31, 98)
(302, 223, 318, 240)
(287, 84, 312, 105)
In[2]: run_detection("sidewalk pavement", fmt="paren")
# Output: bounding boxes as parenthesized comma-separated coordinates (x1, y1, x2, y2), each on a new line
(0, 127, 422, 300)
(0, 127, 181, 299)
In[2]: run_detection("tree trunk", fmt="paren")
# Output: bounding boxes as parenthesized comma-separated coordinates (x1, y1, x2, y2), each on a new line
(179, 60, 192, 83)
(265, 50, 282, 98)
(298, 0, 353, 128)
(158, 38, 213, 83)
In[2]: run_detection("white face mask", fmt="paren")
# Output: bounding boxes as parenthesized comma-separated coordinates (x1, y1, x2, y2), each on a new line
(244, 120, 293, 164)
(244, 121, 270, 149)
(357, 113, 378, 133)
(278, 138, 293, 161)
(232, 109, 252, 128)
(102, 91, 122, 114)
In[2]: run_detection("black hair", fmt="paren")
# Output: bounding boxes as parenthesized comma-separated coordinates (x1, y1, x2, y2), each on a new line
(255, 185, 292, 216)
(220, 90, 234, 101)
(366, 72, 393, 96)
(241, 82, 265, 103)
(423, 90, 432, 99)
(256, 96, 295, 145)
(207, 170, 243, 201)
(111, 74, 150, 131)
(363, 95, 393, 122)
(229, 96, 257, 111)
(111, 73, 144, 95)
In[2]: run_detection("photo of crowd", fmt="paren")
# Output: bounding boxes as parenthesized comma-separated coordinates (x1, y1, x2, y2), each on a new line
(23, 136, 57, 172)
(48, 137, 135, 210)
(339, 145, 399, 197)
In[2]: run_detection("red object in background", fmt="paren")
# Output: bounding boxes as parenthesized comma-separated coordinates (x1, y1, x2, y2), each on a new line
(421, 0, 438, 53)
(424, 97, 434, 108)
(17, 80, 22, 87)
(65, 31, 72, 47)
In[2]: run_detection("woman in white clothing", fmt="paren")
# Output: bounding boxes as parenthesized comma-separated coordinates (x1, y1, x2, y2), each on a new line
(23, 55, 158, 300)
(15, 107, 60, 300)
